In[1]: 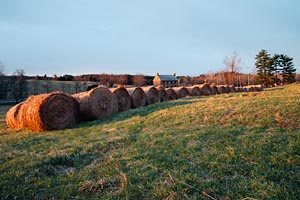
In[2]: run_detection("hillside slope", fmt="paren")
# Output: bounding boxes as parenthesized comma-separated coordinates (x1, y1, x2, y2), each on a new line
(0, 85, 299, 199)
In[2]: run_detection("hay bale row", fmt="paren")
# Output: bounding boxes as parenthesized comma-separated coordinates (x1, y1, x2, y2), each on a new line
(6, 84, 263, 132)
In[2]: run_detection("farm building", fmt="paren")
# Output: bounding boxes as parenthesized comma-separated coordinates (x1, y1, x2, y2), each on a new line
(153, 73, 179, 88)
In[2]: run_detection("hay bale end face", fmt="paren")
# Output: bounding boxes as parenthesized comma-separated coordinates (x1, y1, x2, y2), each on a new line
(217, 86, 226, 94)
(25, 92, 80, 132)
(199, 84, 212, 96)
(166, 88, 178, 100)
(6, 102, 27, 129)
(110, 86, 131, 112)
(157, 86, 170, 102)
(230, 86, 236, 93)
(73, 87, 118, 121)
(143, 86, 160, 105)
(187, 86, 201, 96)
(173, 87, 190, 98)
(210, 85, 219, 95)
(127, 87, 147, 108)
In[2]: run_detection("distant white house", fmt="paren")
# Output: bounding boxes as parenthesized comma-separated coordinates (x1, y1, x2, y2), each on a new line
(153, 73, 179, 88)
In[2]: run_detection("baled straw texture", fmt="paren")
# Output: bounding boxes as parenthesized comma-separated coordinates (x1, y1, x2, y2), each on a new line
(217, 86, 226, 94)
(172, 87, 190, 98)
(186, 86, 201, 96)
(127, 87, 147, 108)
(6, 102, 27, 129)
(166, 88, 178, 100)
(110, 86, 131, 112)
(157, 86, 170, 102)
(210, 85, 219, 95)
(73, 87, 118, 121)
(199, 84, 212, 96)
(143, 86, 160, 105)
(25, 92, 80, 132)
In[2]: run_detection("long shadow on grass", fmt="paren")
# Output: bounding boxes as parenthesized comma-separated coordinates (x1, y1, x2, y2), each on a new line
(74, 97, 204, 129)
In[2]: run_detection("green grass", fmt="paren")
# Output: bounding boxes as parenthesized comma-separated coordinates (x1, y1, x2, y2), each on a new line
(1, 85, 300, 199)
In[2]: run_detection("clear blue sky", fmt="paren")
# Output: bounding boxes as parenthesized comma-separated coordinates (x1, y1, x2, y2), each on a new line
(0, 0, 299, 76)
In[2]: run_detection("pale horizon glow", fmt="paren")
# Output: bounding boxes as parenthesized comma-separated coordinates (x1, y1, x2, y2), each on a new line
(0, 0, 299, 76)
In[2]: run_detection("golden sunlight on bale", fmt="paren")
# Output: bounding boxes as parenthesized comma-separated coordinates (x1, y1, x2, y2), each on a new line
(127, 87, 147, 108)
(172, 87, 190, 98)
(166, 88, 178, 100)
(157, 86, 170, 102)
(143, 86, 160, 105)
(186, 86, 201, 96)
(110, 86, 131, 112)
(25, 92, 80, 132)
(6, 102, 27, 129)
(73, 87, 118, 121)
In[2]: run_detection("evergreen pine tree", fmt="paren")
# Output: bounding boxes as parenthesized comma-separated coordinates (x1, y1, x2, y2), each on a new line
(272, 54, 281, 85)
(255, 49, 274, 86)
(279, 54, 296, 84)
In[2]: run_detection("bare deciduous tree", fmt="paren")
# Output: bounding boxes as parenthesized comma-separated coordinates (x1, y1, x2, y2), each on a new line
(133, 74, 145, 86)
(12, 69, 27, 103)
(223, 51, 242, 85)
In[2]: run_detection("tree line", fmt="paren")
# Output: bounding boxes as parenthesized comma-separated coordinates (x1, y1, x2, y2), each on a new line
(0, 50, 298, 103)
(255, 49, 296, 86)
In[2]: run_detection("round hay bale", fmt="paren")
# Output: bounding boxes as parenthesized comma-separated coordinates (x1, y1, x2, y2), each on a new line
(166, 88, 178, 100)
(143, 86, 160, 105)
(6, 102, 27, 129)
(157, 86, 170, 102)
(25, 92, 80, 132)
(255, 85, 263, 91)
(199, 84, 212, 96)
(224, 85, 231, 93)
(243, 86, 253, 92)
(127, 87, 147, 108)
(210, 85, 219, 95)
(217, 86, 226, 94)
(230, 86, 236, 93)
(186, 86, 201, 96)
(73, 87, 118, 121)
(235, 87, 242, 92)
(109, 86, 131, 112)
(172, 87, 190, 98)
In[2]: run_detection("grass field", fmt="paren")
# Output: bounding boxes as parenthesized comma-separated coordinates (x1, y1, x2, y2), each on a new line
(0, 85, 299, 199)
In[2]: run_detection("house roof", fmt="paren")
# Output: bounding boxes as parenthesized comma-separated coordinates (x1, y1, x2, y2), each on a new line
(157, 75, 179, 81)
